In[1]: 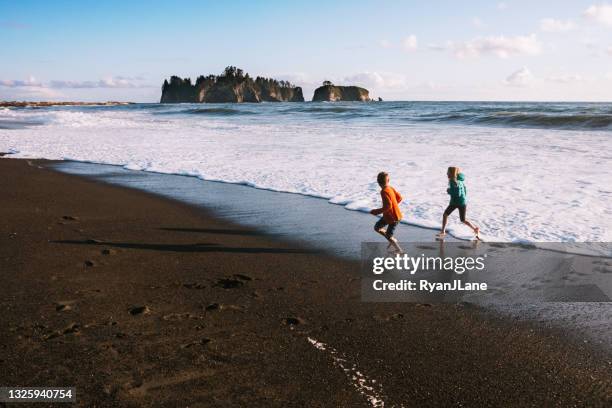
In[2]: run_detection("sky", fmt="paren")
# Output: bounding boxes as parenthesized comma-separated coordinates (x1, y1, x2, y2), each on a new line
(1, 0, 612, 102)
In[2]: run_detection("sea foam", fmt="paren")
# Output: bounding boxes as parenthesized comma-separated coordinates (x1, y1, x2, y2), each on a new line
(1, 102, 611, 247)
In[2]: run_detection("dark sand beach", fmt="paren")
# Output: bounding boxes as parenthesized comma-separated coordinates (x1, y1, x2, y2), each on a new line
(1, 158, 611, 407)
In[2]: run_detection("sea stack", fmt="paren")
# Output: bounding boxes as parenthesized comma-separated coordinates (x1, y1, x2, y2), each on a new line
(312, 81, 370, 102)
(160, 66, 304, 103)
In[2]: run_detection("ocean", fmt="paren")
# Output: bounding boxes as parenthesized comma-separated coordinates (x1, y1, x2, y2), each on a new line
(1, 101, 611, 245)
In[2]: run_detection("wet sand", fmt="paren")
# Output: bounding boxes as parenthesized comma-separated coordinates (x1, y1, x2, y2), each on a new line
(1, 158, 610, 407)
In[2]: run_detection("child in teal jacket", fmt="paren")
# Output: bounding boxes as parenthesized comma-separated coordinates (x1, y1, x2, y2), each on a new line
(437, 167, 480, 239)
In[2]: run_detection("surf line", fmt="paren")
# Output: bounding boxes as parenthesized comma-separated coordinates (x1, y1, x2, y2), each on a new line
(307, 337, 395, 408)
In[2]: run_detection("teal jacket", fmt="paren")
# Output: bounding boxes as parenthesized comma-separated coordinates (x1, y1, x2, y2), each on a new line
(447, 173, 467, 206)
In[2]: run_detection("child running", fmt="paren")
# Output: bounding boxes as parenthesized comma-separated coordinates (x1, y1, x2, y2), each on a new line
(437, 166, 480, 240)
(370, 171, 403, 251)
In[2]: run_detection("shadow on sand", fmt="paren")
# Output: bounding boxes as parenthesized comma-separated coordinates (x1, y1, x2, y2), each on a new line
(51, 239, 317, 255)
(158, 227, 265, 236)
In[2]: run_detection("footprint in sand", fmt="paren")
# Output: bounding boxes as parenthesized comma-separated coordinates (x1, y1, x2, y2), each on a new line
(128, 305, 151, 316)
(43, 331, 61, 340)
(63, 323, 80, 334)
(180, 338, 212, 349)
(183, 282, 206, 289)
(214, 274, 253, 289)
(43, 323, 80, 340)
(84, 260, 97, 267)
(214, 278, 244, 289)
(284, 317, 306, 326)
(75, 288, 102, 295)
(55, 300, 76, 312)
(205, 303, 220, 311)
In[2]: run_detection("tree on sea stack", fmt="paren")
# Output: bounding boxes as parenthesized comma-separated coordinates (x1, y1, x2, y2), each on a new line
(160, 67, 305, 103)
(223, 66, 238, 78)
(322, 80, 333, 86)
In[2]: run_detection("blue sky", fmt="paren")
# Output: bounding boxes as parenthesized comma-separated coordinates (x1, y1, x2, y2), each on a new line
(1, 0, 612, 101)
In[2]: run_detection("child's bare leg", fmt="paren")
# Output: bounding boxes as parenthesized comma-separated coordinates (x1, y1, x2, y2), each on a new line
(439, 214, 449, 235)
(462, 219, 479, 234)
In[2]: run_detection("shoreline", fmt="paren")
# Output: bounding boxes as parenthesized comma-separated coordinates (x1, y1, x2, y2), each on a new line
(1, 157, 611, 406)
(48, 159, 612, 258)
(49, 160, 453, 259)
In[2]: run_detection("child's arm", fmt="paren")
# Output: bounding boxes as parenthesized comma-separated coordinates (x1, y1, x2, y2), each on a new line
(394, 188, 403, 204)
(448, 181, 459, 198)
(370, 190, 392, 215)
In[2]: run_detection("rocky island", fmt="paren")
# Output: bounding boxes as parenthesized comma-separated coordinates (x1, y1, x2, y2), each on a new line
(160, 66, 304, 103)
(312, 81, 370, 102)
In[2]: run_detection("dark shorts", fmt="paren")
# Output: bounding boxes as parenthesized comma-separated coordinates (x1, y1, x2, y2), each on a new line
(374, 218, 398, 239)
(444, 204, 467, 222)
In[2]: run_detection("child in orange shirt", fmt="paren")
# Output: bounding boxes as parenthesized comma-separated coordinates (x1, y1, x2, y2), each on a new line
(370, 172, 403, 250)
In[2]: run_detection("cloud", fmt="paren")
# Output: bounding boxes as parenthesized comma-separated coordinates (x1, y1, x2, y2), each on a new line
(342, 72, 407, 89)
(546, 74, 585, 83)
(471, 17, 485, 28)
(539, 18, 575, 32)
(0, 76, 62, 99)
(451, 34, 541, 58)
(114, 75, 146, 81)
(608, 45, 612, 55)
(49, 77, 144, 89)
(272, 72, 321, 89)
(0, 76, 152, 91)
(504, 67, 534, 87)
(426, 43, 447, 51)
(378, 35, 417, 52)
(402, 35, 418, 51)
(0, 87, 62, 100)
(0, 76, 41, 87)
(583, 3, 612, 25)
(379, 39, 392, 49)
(497, 2, 508, 10)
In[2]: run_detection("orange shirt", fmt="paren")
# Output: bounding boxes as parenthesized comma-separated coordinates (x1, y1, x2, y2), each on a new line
(372, 186, 403, 223)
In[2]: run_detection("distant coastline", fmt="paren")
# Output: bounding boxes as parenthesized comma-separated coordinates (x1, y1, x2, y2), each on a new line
(0, 101, 134, 108)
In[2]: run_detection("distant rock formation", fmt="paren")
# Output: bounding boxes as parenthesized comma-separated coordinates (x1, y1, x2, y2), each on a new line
(161, 66, 304, 103)
(312, 82, 370, 102)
